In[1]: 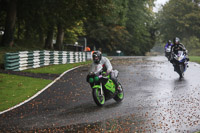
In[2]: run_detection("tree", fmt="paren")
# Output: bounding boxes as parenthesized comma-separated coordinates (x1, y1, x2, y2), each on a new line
(52, 0, 113, 50)
(84, 0, 130, 53)
(0, 0, 156, 55)
(125, 0, 156, 55)
(44, 25, 54, 49)
(157, 0, 200, 41)
(1, 0, 17, 47)
(156, 0, 200, 55)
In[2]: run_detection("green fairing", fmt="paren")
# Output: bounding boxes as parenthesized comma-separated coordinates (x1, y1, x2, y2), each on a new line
(93, 85, 101, 89)
(92, 79, 115, 94)
(104, 79, 115, 93)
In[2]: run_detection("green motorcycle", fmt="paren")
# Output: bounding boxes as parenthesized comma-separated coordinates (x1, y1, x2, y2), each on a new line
(88, 68, 124, 106)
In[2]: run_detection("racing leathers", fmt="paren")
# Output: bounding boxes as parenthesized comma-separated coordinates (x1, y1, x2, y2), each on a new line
(164, 42, 173, 49)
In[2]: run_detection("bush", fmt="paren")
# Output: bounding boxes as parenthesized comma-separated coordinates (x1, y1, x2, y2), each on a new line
(183, 36, 200, 56)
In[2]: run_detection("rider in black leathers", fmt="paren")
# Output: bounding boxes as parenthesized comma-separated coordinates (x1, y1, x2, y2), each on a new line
(170, 37, 189, 69)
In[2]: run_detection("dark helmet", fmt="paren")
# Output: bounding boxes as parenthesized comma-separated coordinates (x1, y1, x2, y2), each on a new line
(168, 40, 172, 44)
(173, 37, 180, 44)
(92, 51, 102, 64)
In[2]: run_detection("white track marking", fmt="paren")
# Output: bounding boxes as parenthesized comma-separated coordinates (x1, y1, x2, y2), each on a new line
(0, 66, 81, 115)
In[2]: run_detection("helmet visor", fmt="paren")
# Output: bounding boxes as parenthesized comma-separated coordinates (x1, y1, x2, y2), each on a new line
(93, 55, 100, 64)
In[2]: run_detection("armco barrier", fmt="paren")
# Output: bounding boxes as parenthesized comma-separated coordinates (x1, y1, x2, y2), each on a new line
(4, 50, 92, 71)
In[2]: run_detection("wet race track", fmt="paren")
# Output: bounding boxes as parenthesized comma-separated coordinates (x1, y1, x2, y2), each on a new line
(1, 56, 200, 132)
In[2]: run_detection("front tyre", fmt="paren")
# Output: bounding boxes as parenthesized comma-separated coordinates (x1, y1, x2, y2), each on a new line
(178, 64, 184, 79)
(113, 83, 124, 102)
(92, 88, 105, 106)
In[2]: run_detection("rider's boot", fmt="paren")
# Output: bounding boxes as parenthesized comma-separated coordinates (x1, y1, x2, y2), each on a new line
(117, 84, 122, 93)
(113, 79, 122, 93)
(110, 71, 122, 93)
(116, 83, 122, 93)
(116, 84, 122, 93)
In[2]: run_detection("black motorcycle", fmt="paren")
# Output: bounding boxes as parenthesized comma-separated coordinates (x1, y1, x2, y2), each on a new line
(172, 51, 188, 79)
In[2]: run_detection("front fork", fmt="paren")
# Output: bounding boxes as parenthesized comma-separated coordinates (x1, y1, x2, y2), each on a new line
(184, 62, 188, 71)
(100, 83, 103, 96)
(92, 83, 104, 96)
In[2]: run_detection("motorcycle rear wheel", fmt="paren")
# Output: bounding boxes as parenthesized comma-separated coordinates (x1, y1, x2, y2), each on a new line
(93, 88, 105, 106)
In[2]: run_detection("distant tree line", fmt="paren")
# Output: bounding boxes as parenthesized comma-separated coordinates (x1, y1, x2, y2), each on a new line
(156, 0, 200, 55)
(0, 0, 156, 55)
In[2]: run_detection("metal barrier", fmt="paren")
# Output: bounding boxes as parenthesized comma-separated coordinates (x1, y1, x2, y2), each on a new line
(4, 50, 92, 71)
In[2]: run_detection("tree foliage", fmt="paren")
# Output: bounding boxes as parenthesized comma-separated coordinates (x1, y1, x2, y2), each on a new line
(85, 0, 155, 55)
(125, 0, 156, 55)
(0, 0, 156, 55)
(156, 0, 200, 46)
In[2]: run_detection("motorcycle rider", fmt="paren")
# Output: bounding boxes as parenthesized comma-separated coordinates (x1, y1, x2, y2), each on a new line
(170, 37, 189, 69)
(164, 40, 173, 60)
(87, 51, 122, 92)
(164, 40, 173, 49)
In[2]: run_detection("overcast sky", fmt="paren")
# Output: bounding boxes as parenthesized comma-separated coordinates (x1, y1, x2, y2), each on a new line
(153, 0, 169, 12)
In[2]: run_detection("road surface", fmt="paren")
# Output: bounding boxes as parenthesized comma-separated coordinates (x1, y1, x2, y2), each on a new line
(1, 56, 200, 132)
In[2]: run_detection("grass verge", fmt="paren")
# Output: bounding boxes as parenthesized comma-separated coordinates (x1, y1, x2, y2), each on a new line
(0, 60, 92, 112)
(189, 56, 200, 64)
(23, 61, 92, 74)
(0, 73, 52, 111)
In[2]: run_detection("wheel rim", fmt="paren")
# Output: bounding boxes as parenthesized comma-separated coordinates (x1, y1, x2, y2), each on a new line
(96, 88, 105, 104)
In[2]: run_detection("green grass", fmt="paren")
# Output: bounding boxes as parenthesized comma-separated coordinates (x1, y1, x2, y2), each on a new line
(189, 56, 200, 64)
(0, 60, 92, 112)
(23, 61, 92, 74)
(0, 45, 91, 112)
(0, 73, 52, 111)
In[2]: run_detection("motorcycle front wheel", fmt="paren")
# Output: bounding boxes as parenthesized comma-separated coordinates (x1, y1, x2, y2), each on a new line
(92, 88, 105, 106)
(177, 64, 184, 79)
